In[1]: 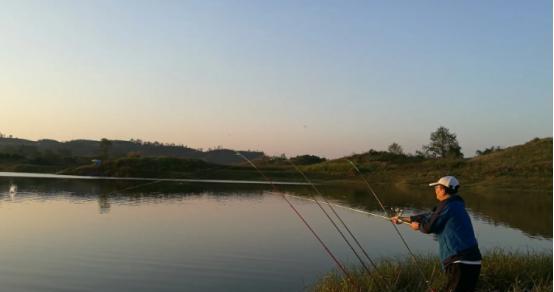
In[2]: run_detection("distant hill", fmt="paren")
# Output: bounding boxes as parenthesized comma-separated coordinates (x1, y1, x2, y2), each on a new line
(0, 136, 550, 191)
(0, 137, 264, 166)
(302, 137, 553, 191)
(461, 137, 552, 189)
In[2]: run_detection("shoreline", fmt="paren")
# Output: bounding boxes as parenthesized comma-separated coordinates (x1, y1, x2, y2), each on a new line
(312, 249, 552, 291)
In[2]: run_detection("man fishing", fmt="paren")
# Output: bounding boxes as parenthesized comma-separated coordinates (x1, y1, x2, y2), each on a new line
(392, 176, 481, 292)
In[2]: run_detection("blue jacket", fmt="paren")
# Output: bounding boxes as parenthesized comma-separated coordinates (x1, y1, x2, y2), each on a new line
(411, 195, 481, 267)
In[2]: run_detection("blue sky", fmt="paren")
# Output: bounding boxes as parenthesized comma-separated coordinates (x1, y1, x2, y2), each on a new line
(1, 0, 551, 158)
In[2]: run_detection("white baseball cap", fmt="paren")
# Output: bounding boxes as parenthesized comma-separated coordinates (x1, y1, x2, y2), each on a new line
(429, 176, 459, 189)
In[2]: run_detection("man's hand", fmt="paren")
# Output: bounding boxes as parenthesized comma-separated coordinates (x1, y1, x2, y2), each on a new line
(410, 222, 420, 231)
(391, 216, 402, 224)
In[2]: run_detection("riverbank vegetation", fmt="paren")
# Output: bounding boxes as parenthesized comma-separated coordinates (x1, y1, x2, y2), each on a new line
(305, 137, 552, 191)
(312, 250, 552, 292)
(0, 128, 551, 191)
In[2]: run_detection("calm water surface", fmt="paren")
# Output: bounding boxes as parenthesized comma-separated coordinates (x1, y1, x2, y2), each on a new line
(0, 175, 551, 291)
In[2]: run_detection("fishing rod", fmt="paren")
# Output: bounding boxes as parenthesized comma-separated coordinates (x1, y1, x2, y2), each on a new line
(233, 152, 358, 288)
(284, 159, 389, 290)
(285, 194, 410, 225)
(347, 159, 433, 291)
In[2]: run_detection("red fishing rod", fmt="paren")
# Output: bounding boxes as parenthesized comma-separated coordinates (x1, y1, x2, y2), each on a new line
(285, 159, 392, 291)
(234, 152, 360, 289)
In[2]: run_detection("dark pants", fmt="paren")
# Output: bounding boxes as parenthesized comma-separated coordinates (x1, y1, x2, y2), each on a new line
(444, 263, 481, 292)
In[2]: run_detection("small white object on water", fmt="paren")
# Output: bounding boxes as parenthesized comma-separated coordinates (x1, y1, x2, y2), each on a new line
(9, 184, 17, 200)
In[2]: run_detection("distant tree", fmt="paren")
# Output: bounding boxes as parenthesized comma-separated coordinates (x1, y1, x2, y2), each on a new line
(387, 142, 404, 155)
(415, 149, 428, 158)
(17, 145, 39, 158)
(39, 149, 61, 164)
(476, 146, 502, 156)
(127, 151, 142, 158)
(99, 138, 112, 159)
(422, 126, 463, 159)
(57, 148, 72, 158)
(290, 154, 326, 165)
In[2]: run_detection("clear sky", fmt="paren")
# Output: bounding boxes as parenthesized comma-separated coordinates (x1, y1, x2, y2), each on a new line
(1, 0, 551, 158)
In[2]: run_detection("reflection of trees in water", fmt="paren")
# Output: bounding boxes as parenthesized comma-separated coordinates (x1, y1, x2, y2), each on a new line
(98, 195, 111, 214)
(0, 177, 269, 211)
(0, 177, 550, 238)
(304, 183, 552, 239)
(462, 190, 552, 239)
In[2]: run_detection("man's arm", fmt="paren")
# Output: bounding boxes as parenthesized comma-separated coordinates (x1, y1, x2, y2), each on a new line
(391, 213, 429, 231)
(410, 213, 430, 223)
(418, 206, 450, 234)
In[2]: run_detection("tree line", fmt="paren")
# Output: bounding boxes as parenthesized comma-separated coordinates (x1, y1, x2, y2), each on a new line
(0, 127, 503, 166)
(387, 126, 502, 159)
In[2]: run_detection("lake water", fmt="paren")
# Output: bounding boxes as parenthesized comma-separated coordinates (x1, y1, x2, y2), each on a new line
(0, 174, 551, 291)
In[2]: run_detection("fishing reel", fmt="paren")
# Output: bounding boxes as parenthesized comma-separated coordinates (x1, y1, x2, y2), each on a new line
(389, 207, 405, 223)
(390, 207, 404, 217)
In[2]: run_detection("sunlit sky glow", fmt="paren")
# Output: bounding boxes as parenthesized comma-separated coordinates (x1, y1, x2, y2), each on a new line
(1, 1, 552, 158)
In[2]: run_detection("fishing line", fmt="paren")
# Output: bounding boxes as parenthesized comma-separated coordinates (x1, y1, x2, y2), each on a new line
(347, 159, 433, 291)
(234, 152, 357, 287)
(286, 194, 410, 225)
(107, 180, 165, 195)
(285, 160, 391, 291)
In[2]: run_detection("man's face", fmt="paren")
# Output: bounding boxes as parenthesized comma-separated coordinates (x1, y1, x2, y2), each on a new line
(434, 185, 447, 201)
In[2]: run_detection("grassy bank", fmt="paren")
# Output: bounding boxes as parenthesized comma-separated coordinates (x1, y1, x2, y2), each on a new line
(1, 137, 551, 192)
(305, 137, 553, 192)
(312, 250, 552, 292)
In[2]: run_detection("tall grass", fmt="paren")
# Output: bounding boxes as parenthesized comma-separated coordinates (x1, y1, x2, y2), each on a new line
(312, 250, 552, 292)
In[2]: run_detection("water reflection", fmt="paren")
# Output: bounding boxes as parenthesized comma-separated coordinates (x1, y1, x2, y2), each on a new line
(309, 183, 553, 239)
(0, 177, 550, 239)
(0, 177, 549, 292)
(98, 195, 111, 214)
